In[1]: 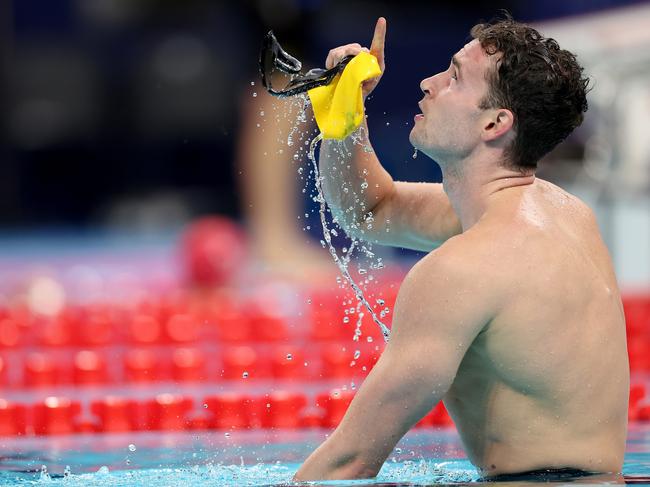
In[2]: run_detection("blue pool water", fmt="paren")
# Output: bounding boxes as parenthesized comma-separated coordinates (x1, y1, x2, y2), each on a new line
(2, 425, 650, 486)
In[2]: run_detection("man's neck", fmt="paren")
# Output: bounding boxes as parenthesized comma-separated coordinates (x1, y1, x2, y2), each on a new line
(441, 153, 536, 231)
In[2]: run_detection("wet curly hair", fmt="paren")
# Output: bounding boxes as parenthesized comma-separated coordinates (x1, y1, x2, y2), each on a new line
(470, 14, 590, 170)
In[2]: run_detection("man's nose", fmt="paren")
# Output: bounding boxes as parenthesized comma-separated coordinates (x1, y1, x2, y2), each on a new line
(420, 76, 435, 96)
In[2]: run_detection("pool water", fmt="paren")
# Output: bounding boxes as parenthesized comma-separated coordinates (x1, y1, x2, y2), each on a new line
(2, 424, 650, 486)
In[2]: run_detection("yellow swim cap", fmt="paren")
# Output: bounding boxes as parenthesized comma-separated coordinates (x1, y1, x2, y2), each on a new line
(307, 52, 382, 140)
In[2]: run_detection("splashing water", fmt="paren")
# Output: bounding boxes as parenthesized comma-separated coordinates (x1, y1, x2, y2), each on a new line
(307, 134, 391, 342)
(412, 147, 418, 159)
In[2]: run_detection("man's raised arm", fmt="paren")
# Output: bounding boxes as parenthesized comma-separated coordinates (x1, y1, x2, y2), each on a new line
(318, 18, 462, 252)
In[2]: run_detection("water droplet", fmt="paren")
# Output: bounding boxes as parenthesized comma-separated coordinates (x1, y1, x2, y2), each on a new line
(376, 298, 385, 305)
(252, 92, 258, 97)
(286, 353, 293, 360)
(224, 432, 231, 438)
(250, 81, 255, 86)
(259, 111, 265, 116)
(203, 403, 208, 408)
(367, 336, 373, 342)
(358, 268, 367, 275)
(39, 465, 50, 481)
(360, 182, 369, 190)
(412, 148, 418, 159)
(354, 350, 361, 359)
(242, 371, 249, 379)
(343, 316, 350, 324)
(128, 444, 136, 452)
(386, 122, 390, 126)
(63, 466, 71, 477)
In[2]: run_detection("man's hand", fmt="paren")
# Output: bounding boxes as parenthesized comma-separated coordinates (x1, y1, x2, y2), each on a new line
(325, 17, 386, 99)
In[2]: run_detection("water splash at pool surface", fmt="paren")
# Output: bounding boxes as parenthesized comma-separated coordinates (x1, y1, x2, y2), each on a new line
(3, 425, 650, 486)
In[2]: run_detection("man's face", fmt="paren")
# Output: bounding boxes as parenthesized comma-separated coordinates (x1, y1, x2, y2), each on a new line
(409, 39, 494, 163)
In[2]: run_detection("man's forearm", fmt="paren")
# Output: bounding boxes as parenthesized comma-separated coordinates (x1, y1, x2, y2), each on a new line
(293, 434, 380, 481)
(319, 122, 394, 238)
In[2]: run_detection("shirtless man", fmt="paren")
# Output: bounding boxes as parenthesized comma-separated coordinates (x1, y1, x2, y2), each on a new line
(293, 15, 629, 481)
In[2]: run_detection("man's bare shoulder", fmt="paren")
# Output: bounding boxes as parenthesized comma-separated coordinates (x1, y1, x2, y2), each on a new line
(425, 224, 508, 276)
(392, 234, 501, 345)
(536, 178, 598, 225)
(402, 232, 508, 313)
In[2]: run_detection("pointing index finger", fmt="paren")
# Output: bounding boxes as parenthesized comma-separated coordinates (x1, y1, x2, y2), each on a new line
(370, 17, 386, 68)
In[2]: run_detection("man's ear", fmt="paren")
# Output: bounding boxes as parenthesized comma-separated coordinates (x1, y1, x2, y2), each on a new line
(481, 109, 514, 142)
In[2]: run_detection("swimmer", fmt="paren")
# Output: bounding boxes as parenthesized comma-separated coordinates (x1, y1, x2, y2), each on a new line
(293, 15, 629, 481)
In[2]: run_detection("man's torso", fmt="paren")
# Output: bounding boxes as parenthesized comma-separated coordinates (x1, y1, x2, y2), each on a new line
(440, 179, 628, 476)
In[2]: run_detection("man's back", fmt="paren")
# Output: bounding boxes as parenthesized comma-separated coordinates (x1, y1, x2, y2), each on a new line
(443, 178, 629, 476)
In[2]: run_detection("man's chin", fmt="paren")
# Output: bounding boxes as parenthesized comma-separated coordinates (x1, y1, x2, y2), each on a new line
(408, 130, 420, 149)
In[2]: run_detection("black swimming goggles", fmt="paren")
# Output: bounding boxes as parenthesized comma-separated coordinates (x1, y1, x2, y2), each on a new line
(259, 31, 353, 98)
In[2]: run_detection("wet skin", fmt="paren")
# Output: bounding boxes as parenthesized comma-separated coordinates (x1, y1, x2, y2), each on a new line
(294, 17, 628, 481)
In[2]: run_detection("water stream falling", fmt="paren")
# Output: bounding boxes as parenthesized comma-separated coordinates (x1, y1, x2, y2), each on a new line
(306, 132, 391, 342)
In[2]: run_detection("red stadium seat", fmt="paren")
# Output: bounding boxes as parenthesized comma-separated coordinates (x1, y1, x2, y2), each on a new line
(171, 347, 206, 382)
(264, 391, 308, 428)
(221, 346, 265, 379)
(129, 313, 163, 345)
(320, 344, 355, 379)
(310, 305, 347, 341)
(73, 350, 109, 385)
(37, 315, 72, 347)
(165, 313, 200, 344)
(24, 352, 63, 387)
(623, 294, 650, 338)
(270, 346, 306, 379)
(628, 339, 650, 373)
(0, 399, 26, 436)
(248, 308, 289, 342)
(204, 393, 250, 429)
(124, 348, 164, 383)
(33, 397, 81, 435)
(146, 394, 193, 431)
(91, 397, 138, 432)
(0, 318, 22, 349)
(0, 355, 6, 386)
(215, 309, 252, 343)
(316, 389, 355, 428)
(75, 306, 115, 346)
